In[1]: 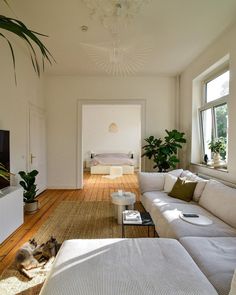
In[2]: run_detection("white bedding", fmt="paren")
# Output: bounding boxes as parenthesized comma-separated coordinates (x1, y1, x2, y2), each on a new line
(40, 238, 217, 295)
(91, 153, 135, 166)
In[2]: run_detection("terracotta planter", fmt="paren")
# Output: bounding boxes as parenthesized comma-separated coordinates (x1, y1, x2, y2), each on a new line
(24, 200, 38, 214)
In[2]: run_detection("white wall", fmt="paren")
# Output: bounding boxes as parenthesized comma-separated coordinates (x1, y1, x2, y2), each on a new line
(45, 76, 176, 188)
(83, 105, 141, 166)
(179, 22, 236, 183)
(0, 38, 45, 182)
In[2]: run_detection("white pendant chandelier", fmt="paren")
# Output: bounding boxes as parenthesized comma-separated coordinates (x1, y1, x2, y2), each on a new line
(81, 0, 151, 76)
(82, 0, 150, 33)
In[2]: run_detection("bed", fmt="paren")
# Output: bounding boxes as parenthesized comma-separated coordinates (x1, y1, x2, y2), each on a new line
(39, 238, 217, 295)
(87, 153, 136, 174)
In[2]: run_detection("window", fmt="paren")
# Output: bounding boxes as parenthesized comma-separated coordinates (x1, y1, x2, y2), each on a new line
(199, 69, 229, 162)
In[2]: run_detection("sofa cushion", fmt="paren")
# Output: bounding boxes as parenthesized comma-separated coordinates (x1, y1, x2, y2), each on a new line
(229, 269, 236, 295)
(164, 173, 177, 192)
(199, 180, 236, 228)
(39, 238, 217, 295)
(168, 177, 197, 202)
(138, 172, 165, 194)
(141, 191, 188, 212)
(150, 202, 236, 239)
(180, 237, 236, 295)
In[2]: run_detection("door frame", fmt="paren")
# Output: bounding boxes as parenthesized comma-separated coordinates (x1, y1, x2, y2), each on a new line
(76, 99, 146, 189)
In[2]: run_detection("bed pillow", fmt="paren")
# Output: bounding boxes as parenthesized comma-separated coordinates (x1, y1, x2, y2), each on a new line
(164, 174, 177, 193)
(168, 177, 197, 202)
(95, 153, 129, 158)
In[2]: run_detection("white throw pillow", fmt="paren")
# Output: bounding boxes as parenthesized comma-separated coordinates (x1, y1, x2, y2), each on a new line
(229, 269, 236, 295)
(164, 174, 177, 193)
(199, 180, 236, 228)
(138, 172, 165, 194)
(168, 169, 183, 177)
(180, 170, 194, 179)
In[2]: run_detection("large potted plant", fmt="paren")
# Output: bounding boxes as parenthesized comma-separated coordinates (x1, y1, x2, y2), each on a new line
(18, 170, 39, 214)
(208, 137, 226, 168)
(142, 129, 186, 172)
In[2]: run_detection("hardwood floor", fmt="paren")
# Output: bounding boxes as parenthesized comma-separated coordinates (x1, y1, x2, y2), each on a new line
(0, 173, 140, 275)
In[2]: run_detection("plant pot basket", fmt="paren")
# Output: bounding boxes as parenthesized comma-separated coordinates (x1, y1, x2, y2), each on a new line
(24, 200, 38, 214)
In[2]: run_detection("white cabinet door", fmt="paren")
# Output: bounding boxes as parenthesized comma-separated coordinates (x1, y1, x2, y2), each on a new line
(0, 187, 23, 243)
(29, 105, 47, 194)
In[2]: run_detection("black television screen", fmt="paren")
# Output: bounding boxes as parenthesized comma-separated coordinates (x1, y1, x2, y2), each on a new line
(0, 130, 10, 189)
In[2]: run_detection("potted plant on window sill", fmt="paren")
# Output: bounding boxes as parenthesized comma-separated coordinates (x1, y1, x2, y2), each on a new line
(208, 138, 226, 168)
(18, 170, 39, 214)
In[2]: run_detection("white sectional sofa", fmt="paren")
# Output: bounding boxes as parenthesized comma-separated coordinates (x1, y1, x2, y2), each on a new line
(139, 169, 236, 295)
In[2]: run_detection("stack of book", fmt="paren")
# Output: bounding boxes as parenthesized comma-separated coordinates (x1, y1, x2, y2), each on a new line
(123, 210, 142, 224)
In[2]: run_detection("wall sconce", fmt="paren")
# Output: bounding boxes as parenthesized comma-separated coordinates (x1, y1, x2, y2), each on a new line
(108, 122, 118, 133)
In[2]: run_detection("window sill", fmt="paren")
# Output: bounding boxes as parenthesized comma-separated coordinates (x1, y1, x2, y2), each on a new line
(191, 163, 228, 173)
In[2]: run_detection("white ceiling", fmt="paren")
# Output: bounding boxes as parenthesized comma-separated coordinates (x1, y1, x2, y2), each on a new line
(7, 0, 236, 76)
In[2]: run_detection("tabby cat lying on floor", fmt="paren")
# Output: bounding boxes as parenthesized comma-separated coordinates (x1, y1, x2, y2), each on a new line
(39, 236, 61, 262)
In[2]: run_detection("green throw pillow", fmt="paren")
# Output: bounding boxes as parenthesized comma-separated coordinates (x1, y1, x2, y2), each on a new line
(168, 177, 197, 202)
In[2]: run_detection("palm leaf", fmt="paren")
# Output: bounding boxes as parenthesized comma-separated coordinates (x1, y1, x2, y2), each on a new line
(0, 14, 55, 81)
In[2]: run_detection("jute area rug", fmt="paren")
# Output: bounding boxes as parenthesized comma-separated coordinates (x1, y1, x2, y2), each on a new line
(0, 200, 146, 295)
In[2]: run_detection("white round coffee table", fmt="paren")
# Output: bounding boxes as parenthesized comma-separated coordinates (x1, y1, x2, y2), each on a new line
(111, 192, 136, 224)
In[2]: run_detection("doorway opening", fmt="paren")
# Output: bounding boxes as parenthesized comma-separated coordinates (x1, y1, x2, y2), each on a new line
(77, 100, 146, 188)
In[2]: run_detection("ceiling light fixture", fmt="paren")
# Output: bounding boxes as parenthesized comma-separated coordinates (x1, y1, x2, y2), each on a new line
(81, 0, 151, 76)
(82, 0, 150, 33)
(81, 39, 151, 76)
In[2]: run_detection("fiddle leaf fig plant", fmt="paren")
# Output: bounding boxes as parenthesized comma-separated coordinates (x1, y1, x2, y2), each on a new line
(0, 0, 54, 83)
(142, 129, 186, 172)
(18, 170, 39, 203)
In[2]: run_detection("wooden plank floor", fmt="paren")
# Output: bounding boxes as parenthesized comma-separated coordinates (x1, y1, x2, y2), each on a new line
(0, 173, 140, 275)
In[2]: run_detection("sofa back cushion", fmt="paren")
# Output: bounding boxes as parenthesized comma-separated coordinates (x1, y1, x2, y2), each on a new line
(138, 172, 165, 194)
(199, 180, 236, 228)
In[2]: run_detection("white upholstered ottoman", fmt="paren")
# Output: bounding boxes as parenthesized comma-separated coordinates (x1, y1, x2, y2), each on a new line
(40, 238, 217, 295)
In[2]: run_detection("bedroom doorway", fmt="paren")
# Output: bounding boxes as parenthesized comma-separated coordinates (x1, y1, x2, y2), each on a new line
(77, 100, 146, 188)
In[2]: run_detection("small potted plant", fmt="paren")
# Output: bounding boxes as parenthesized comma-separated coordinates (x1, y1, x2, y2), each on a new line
(18, 170, 39, 214)
(208, 137, 226, 168)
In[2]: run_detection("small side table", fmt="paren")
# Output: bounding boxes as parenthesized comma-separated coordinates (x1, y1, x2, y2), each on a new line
(122, 212, 155, 238)
(111, 192, 136, 224)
